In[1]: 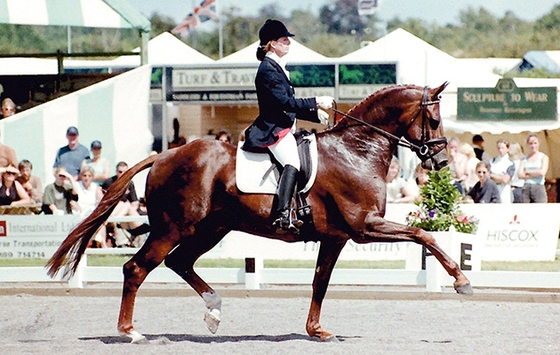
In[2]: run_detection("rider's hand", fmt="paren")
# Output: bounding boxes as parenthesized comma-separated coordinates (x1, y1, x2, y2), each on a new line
(317, 109, 330, 125)
(316, 96, 334, 110)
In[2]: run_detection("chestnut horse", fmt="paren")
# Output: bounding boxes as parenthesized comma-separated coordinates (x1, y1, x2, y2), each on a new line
(47, 82, 472, 343)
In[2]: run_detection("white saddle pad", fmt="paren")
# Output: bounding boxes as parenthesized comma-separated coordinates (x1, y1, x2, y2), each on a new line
(236, 135, 318, 194)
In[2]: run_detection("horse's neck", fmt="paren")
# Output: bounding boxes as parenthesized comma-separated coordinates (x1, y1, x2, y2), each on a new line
(318, 128, 395, 171)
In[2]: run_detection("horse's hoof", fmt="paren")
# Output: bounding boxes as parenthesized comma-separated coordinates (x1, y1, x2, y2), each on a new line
(119, 330, 148, 344)
(322, 334, 340, 342)
(454, 282, 474, 296)
(204, 309, 221, 334)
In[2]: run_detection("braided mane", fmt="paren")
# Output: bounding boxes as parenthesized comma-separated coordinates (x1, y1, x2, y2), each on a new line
(333, 84, 418, 128)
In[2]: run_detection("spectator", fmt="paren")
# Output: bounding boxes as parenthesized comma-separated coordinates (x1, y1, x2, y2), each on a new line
(407, 163, 430, 202)
(397, 145, 421, 181)
(385, 156, 417, 203)
(53, 126, 90, 179)
(447, 137, 467, 194)
(458, 143, 480, 193)
(73, 165, 106, 248)
(508, 142, 524, 203)
(0, 130, 18, 168)
(1, 98, 16, 118)
(42, 167, 79, 215)
(103, 161, 150, 247)
(16, 159, 43, 203)
(168, 118, 187, 149)
(83, 140, 110, 186)
(215, 129, 232, 144)
(0, 165, 32, 206)
(467, 161, 501, 203)
(73, 165, 102, 215)
(519, 133, 549, 203)
(489, 139, 515, 204)
(472, 134, 491, 163)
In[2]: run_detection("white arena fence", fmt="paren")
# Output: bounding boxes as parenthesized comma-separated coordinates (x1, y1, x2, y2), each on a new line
(0, 205, 559, 292)
(1, 249, 559, 292)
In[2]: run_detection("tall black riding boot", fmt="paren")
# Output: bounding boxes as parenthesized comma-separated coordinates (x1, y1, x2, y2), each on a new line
(273, 164, 303, 233)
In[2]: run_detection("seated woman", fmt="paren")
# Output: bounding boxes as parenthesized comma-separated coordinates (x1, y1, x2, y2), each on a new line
(385, 157, 417, 203)
(407, 163, 430, 202)
(42, 167, 79, 214)
(73, 165, 107, 247)
(467, 161, 501, 203)
(0, 165, 32, 207)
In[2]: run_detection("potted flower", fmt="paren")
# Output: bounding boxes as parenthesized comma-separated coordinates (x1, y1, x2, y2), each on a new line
(405, 168, 481, 283)
(406, 168, 478, 234)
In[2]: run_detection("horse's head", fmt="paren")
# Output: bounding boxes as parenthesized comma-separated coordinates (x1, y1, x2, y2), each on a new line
(334, 82, 449, 170)
(396, 82, 449, 171)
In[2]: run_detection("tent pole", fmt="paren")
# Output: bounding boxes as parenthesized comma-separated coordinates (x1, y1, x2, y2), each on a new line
(67, 26, 72, 54)
(140, 31, 149, 65)
(217, 0, 223, 59)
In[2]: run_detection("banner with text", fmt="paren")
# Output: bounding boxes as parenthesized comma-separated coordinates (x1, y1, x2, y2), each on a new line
(384, 203, 560, 261)
(1, 203, 558, 262)
(457, 78, 557, 120)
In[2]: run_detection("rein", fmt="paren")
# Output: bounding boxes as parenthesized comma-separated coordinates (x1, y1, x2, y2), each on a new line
(330, 86, 447, 159)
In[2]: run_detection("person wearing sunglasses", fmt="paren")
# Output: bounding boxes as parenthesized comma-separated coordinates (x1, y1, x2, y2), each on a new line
(0, 165, 32, 206)
(42, 167, 79, 215)
(466, 161, 501, 204)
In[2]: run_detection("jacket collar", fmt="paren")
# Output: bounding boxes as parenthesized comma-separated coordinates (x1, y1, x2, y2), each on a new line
(264, 53, 291, 81)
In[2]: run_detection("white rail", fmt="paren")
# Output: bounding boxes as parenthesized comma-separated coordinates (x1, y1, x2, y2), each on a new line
(1, 252, 558, 291)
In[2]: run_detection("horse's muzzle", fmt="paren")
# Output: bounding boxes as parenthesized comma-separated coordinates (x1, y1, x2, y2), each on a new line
(421, 149, 448, 171)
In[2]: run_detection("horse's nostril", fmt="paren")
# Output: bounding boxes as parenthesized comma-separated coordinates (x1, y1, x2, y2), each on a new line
(436, 159, 449, 171)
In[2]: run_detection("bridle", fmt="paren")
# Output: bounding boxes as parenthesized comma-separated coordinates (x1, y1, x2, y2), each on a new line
(330, 86, 447, 161)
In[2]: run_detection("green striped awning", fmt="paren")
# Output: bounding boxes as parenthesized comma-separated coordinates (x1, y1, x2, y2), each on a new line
(0, 0, 150, 31)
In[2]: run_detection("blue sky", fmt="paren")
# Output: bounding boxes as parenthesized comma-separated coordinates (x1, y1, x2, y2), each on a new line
(127, 0, 560, 25)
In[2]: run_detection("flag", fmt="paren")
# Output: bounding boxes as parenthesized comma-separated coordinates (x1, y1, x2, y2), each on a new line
(172, 0, 218, 37)
(358, 0, 378, 16)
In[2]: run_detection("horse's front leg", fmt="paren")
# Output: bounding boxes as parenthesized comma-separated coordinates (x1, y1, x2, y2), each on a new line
(306, 237, 346, 341)
(362, 215, 473, 295)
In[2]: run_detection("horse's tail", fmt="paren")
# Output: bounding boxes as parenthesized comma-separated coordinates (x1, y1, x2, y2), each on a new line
(46, 154, 159, 279)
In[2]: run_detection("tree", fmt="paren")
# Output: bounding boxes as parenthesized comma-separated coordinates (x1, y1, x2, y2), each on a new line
(149, 13, 177, 38)
(319, 0, 373, 36)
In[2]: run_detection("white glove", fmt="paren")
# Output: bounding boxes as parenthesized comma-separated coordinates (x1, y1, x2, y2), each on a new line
(317, 109, 330, 125)
(316, 96, 334, 110)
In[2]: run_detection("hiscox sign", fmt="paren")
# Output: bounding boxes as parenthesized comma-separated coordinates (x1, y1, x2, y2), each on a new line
(463, 203, 559, 262)
(457, 78, 557, 120)
(383, 203, 559, 262)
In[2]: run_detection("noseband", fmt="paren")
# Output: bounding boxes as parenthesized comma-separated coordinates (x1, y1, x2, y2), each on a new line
(331, 86, 447, 161)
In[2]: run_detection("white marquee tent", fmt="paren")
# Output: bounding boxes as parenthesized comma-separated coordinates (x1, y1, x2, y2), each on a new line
(217, 39, 330, 64)
(108, 32, 215, 67)
(0, 66, 153, 195)
(342, 28, 560, 179)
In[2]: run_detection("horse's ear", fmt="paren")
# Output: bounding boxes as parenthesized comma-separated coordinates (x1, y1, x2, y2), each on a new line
(434, 81, 449, 96)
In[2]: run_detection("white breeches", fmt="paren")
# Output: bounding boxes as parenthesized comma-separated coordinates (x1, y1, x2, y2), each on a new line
(268, 132, 300, 170)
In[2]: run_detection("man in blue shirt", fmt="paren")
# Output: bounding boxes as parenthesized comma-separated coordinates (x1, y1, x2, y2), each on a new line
(53, 126, 90, 179)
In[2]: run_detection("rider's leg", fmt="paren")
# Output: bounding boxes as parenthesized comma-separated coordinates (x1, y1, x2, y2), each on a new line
(268, 133, 302, 232)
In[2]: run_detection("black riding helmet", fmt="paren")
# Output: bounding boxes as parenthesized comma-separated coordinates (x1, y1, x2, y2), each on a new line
(256, 19, 295, 60)
(259, 19, 295, 45)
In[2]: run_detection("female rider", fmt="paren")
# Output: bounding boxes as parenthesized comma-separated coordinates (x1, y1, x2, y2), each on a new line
(242, 19, 334, 233)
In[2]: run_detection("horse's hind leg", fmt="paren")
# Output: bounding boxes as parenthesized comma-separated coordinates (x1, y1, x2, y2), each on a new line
(306, 238, 346, 341)
(117, 237, 178, 343)
(164, 217, 230, 334)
